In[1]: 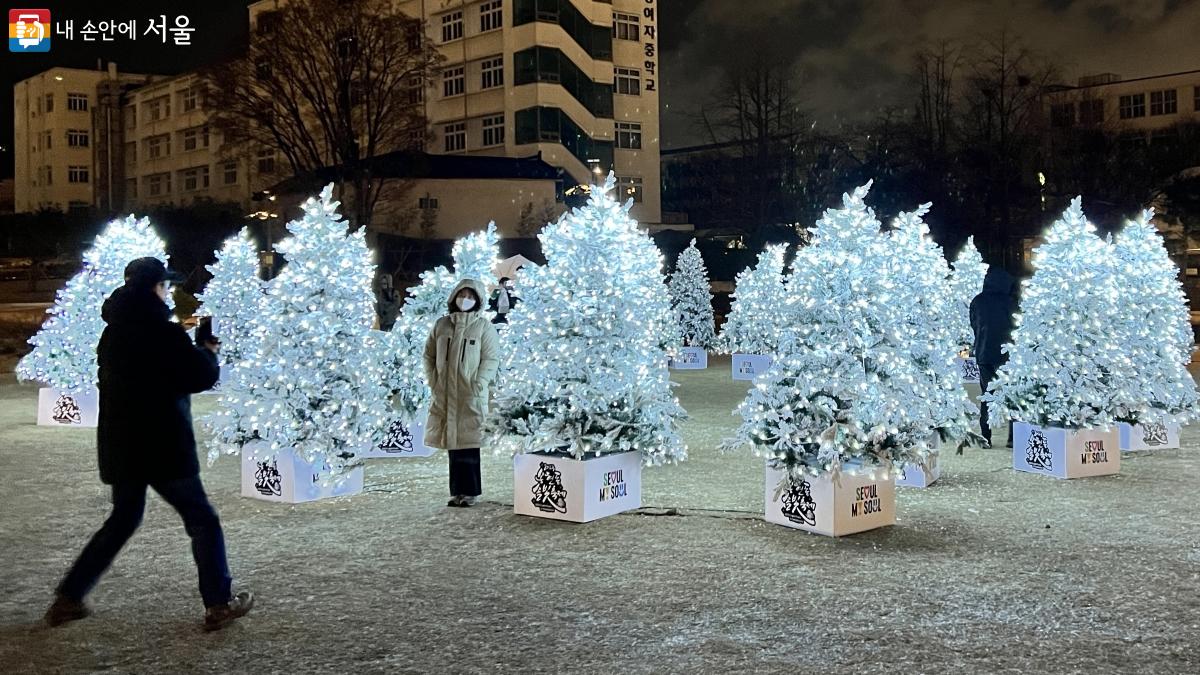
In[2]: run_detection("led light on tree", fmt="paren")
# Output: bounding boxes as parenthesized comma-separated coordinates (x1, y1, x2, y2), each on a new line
(668, 239, 718, 350)
(949, 236, 988, 352)
(195, 228, 265, 369)
(719, 244, 788, 355)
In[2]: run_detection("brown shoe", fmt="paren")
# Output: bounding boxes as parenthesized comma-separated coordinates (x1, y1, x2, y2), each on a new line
(203, 591, 254, 632)
(45, 594, 91, 627)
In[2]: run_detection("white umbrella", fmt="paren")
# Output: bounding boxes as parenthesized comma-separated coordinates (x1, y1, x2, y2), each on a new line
(495, 254, 535, 282)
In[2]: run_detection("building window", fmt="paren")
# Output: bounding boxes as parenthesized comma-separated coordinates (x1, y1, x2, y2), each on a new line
(1079, 99, 1104, 125)
(615, 175, 643, 203)
(443, 66, 466, 97)
(257, 148, 276, 174)
(126, 105, 137, 129)
(613, 12, 639, 41)
(181, 166, 210, 191)
(1118, 93, 1145, 119)
(67, 93, 89, 112)
(443, 122, 467, 152)
(181, 126, 210, 151)
(615, 67, 640, 96)
(1049, 103, 1074, 128)
(146, 173, 171, 196)
(616, 121, 642, 149)
(67, 129, 90, 148)
(480, 0, 502, 32)
(482, 114, 505, 147)
(418, 195, 439, 209)
(1149, 89, 1177, 116)
(255, 59, 272, 81)
(146, 134, 170, 159)
(223, 161, 238, 185)
(408, 76, 424, 104)
(42, 166, 53, 186)
(481, 56, 504, 90)
(145, 96, 171, 122)
(44, 130, 52, 150)
(181, 88, 199, 112)
(68, 166, 90, 184)
(441, 10, 464, 43)
(44, 94, 54, 113)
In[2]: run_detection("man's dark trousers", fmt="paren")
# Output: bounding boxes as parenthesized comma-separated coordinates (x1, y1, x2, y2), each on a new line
(978, 363, 1014, 447)
(58, 475, 232, 607)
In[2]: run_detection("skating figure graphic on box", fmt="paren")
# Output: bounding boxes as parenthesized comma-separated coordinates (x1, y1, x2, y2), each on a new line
(531, 461, 568, 513)
(1025, 429, 1053, 470)
(254, 459, 283, 496)
(780, 476, 817, 526)
(960, 359, 980, 381)
(379, 419, 414, 453)
(1141, 422, 1168, 447)
(51, 393, 82, 425)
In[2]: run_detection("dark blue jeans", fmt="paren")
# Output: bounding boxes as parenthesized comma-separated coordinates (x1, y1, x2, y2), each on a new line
(58, 475, 233, 608)
(978, 363, 1014, 447)
(448, 448, 482, 497)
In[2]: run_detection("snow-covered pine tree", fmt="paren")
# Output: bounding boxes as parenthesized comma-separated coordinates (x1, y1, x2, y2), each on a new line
(982, 197, 1125, 429)
(206, 185, 391, 475)
(18, 215, 170, 392)
(722, 183, 926, 476)
(383, 222, 500, 421)
(718, 244, 788, 355)
(1109, 209, 1200, 425)
(668, 239, 717, 349)
(487, 174, 686, 465)
(195, 228, 265, 368)
(949, 237, 988, 352)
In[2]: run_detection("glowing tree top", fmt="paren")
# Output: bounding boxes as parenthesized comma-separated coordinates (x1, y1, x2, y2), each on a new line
(982, 198, 1126, 428)
(487, 174, 686, 465)
(719, 243, 788, 355)
(384, 222, 500, 420)
(668, 239, 717, 350)
(723, 183, 931, 476)
(949, 237, 988, 351)
(1109, 209, 1200, 425)
(18, 215, 169, 392)
(196, 228, 265, 368)
(206, 185, 391, 475)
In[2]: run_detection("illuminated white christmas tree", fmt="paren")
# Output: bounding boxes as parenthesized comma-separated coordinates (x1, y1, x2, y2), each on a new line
(982, 198, 1125, 428)
(718, 244, 788, 355)
(722, 183, 927, 476)
(17, 215, 169, 392)
(195, 228, 265, 368)
(383, 222, 500, 421)
(487, 174, 686, 465)
(206, 185, 391, 476)
(1110, 209, 1200, 425)
(949, 237, 988, 351)
(668, 239, 717, 349)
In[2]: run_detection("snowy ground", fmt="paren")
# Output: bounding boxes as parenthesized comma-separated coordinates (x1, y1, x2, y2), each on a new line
(2, 355, 1199, 674)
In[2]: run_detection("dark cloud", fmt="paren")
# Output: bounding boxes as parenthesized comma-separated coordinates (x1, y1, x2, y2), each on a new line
(661, 0, 1200, 148)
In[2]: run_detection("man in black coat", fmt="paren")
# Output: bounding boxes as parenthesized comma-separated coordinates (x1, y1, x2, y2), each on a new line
(970, 266, 1019, 447)
(45, 258, 254, 632)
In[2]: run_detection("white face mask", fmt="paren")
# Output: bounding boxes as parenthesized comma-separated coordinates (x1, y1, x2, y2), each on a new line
(456, 296, 476, 312)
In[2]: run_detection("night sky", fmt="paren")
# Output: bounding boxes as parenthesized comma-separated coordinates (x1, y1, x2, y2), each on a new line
(3, 0, 1200, 177)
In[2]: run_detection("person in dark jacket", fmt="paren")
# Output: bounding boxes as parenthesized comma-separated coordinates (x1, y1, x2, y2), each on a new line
(487, 276, 519, 325)
(44, 257, 254, 632)
(970, 266, 1019, 447)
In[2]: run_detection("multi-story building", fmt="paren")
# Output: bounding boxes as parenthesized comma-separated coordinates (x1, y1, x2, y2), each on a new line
(13, 65, 152, 213)
(247, 0, 664, 227)
(1043, 69, 1200, 140)
(120, 72, 258, 210)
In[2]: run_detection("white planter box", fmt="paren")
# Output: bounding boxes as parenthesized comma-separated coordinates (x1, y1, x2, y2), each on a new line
(955, 356, 980, 384)
(37, 387, 99, 428)
(764, 464, 896, 537)
(240, 446, 364, 503)
(1119, 422, 1181, 452)
(896, 454, 942, 488)
(513, 451, 642, 523)
(1012, 422, 1120, 479)
(732, 353, 772, 381)
(669, 346, 708, 370)
(358, 414, 435, 459)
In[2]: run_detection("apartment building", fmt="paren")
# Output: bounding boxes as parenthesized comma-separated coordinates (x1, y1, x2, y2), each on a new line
(13, 65, 151, 213)
(1043, 69, 1200, 139)
(248, 0, 665, 227)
